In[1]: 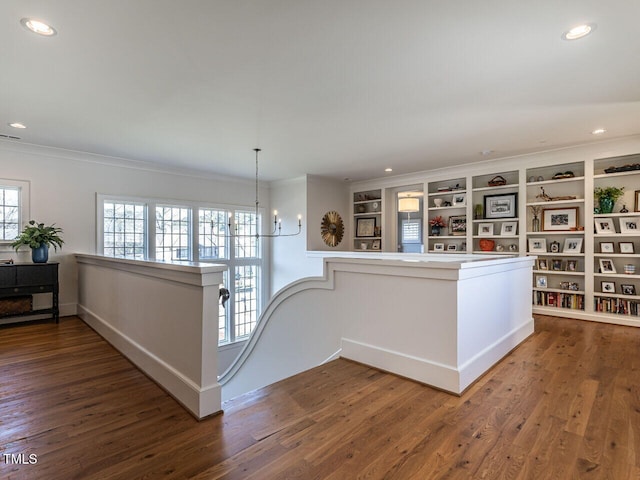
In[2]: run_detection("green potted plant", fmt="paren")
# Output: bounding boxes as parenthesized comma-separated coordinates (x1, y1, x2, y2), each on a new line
(594, 186, 625, 214)
(11, 220, 64, 263)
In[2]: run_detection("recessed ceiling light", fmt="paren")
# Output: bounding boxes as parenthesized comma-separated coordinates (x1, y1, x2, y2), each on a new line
(8, 122, 27, 129)
(384, 168, 393, 172)
(20, 18, 57, 36)
(592, 128, 607, 135)
(562, 23, 596, 41)
(480, 150, 494, 156)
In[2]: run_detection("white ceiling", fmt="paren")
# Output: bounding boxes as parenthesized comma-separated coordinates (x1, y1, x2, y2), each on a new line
(2, 1, 639, 181)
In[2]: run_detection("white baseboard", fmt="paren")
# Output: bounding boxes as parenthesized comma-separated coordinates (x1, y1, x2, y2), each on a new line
(77, 304, 221, 419)
(340, 338, 460, 393)
(341, 318, 534, 394)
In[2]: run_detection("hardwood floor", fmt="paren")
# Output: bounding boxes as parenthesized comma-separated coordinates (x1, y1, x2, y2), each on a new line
(1, 315, 639, 479)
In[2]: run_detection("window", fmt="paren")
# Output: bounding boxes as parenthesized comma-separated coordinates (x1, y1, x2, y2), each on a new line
(98, 197, 264, 345)
(103, 201, 146, 259)
(156, 205, 191, 261)
(401, 219, 422, 244)
(0, 179, 29, 246)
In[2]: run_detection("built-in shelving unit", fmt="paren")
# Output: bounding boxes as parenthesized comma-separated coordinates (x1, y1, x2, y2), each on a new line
(348, 149, 640, 327)
(352, 189, 383, 251)
(591, 153, 640, 320)
(525, 162, 586, 314)
(426, 177, 467, 252)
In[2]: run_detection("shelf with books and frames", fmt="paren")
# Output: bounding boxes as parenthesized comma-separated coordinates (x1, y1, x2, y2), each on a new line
(471, 170, 520, 254)
(591, 153, 640, 319)
(525, 162, 586, 313)
(426, 177, 467, 253)
(353, 189, 383, 251)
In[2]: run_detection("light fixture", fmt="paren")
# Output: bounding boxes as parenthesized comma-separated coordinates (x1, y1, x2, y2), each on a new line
(592, 128, 607, 135)
(385, 168, 393, 172)
(20, 18, 57, 36)
(398, 196, 419, 213)
(562, 23, 596, 41)
(227, 149, 302, 238)
(8, 122, 27, 129)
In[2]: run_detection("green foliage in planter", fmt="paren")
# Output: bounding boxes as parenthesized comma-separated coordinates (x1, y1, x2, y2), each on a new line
(594, 186, 624, 202)
(11, 220, 64, 251)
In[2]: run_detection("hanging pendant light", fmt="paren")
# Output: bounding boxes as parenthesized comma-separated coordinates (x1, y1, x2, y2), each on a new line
(227, 149, 302, 238)
(398, 195, 419, 213)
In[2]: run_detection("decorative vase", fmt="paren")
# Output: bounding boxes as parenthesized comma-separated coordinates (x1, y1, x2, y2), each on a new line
(532, 216, 540, 232)
(433, 198, 443, 208)
(431, 225, 441, 236)
(31, 244, 49, 263)
(599, 197, 615, 214)
(479, 239, 495, 252)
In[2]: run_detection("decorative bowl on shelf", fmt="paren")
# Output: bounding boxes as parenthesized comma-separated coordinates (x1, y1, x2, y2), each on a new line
(479, 239, 495, 252)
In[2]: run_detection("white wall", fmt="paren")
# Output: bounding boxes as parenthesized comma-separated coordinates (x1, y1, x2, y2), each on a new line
(0, 142, 262, 316)
(306, 174, 350, 251)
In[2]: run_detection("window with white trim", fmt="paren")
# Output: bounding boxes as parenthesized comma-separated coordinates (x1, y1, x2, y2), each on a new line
(103, 201, 147, 259)
(98, 196, 264, 345)
(0, 179, 30, 246)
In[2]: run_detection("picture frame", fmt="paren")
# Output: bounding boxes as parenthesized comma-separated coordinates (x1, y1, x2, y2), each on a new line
(599, 242, 615, 253)
(484, 193, 518, 219)
(500, 221, 518, 236)
(477, 222, 494, 236)
(594, 218, 615, 234)
(621, 284, 636, 296)
(542, 207, 578, 231)
(620, 217, 640, 234)
(551, 259, 564, 271)
(356, 217, 376, 237)
(563, 238, 583, 253)
(635, 190, 640, 212)
(619, 242, 635, 254)
(452, 193, 466, 207)
(433, 243, 445, 251)
(549, 240, 561, 253)
(599, 258, 617, 274)
(601, 281, 616, 293)
(528, 237, 547, 253)
(449, 215, 467, 236)
(537, 258, 548, 270)
(371, 239, 381, 250)
(446, 244, 457, 251)
(536, 276, 547, 288)
(566, 259, 578, 272)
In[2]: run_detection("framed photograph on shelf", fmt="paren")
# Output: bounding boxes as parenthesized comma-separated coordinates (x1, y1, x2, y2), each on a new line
(477, 223, 494, 236)
(537, 258, 548, 270)
(452, 193, 466, 206)
(563, 238, 583, 253)
(621, 284, 636, 296)
(635, 190, 640, 212)
(601, 281, 616, 293)
(446, 244, 457, 251)
(550, 240, 561, 253)
(433, 243, 445, 251)
(528, 237, 547, 253)
(620, 217, 640, 234)
(449, 216, 467, 236)
(599, 258, 617, 274)
(484, 193, 517, 219)
(566, 259, 578, 272)
(594, 218, 615, 234)
(536, 276, 547, 288)
(619, 242, 635, 254)
(500, 221, 518, 236)
(542, 207, 578, 231)
(551, 259, 564, 271)
(356, 217, 376, 237)
(371, 239, 381, 250)
(599, 242, 615, 253)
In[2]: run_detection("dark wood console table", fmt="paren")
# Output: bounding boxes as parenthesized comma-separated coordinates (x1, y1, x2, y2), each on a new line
(0, 263, 59, 323)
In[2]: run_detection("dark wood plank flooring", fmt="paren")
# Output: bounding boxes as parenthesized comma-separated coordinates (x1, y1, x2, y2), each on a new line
(1, 315, 639, 479)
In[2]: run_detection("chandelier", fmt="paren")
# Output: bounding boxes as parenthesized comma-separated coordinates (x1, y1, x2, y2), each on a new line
(227, 149, 302, 238)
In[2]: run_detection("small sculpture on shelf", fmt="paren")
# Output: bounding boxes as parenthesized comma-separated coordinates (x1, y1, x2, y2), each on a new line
(536, 187, 577, 202)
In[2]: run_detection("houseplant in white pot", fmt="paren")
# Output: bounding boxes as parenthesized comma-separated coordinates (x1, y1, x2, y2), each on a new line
(11, 220, 64, 263)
